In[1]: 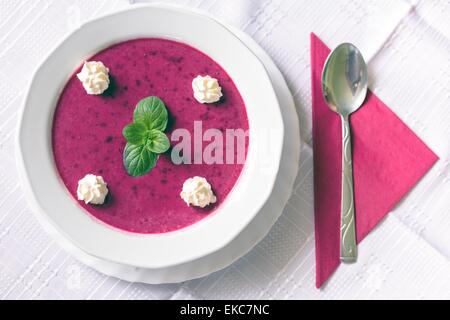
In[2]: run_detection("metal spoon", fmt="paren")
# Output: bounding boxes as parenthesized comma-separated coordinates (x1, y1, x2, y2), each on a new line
(321, 43, 368, 263)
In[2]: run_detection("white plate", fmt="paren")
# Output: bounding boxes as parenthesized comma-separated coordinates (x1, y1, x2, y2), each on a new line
(17, 4, 298, 277)
(22, 5, 301, 284)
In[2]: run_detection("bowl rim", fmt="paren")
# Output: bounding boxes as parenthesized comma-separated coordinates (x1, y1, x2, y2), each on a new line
(16, 4, 284, 269)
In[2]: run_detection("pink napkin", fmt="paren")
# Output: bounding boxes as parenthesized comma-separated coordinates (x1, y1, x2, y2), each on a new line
(311, 33, 438, 288)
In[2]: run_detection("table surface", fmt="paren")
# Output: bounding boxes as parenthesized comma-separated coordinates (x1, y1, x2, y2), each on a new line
(0, 0, 449, 300)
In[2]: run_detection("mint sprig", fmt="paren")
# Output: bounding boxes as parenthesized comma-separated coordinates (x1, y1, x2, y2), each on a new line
(123, 96, 170, 177)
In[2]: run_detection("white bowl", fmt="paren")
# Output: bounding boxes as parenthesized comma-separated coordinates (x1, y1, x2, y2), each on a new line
(38, 10, 301, 284)
(17, 5, 284, 269)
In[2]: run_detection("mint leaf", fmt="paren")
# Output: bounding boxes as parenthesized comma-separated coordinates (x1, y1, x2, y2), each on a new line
(123, 96, 171, 176)
(122, 122, 148, 145)
(123, 142, 158, 177)
(133, 96, 168, 131)
(147, 129, 170, 154)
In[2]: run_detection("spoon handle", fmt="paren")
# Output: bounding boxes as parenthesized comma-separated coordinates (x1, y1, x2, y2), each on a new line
(340, 115, 357, 262)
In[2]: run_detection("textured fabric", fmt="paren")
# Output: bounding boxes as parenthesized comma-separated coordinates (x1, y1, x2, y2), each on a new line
(311, 33, 438, 288)
(0, 0, 449, 299)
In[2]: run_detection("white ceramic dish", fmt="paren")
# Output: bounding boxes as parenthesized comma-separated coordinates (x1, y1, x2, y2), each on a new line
(17, 4, 301, 284)
(17, 5, 285, 269)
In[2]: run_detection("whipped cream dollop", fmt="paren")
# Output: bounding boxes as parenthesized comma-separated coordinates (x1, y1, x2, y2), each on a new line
(77, 174, 109, 205)
(180, 176, 217, 208)
(192, 75, 223, 103)
(76, 61, 110, 95)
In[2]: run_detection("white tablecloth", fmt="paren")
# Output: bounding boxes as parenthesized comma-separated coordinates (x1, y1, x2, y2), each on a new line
(0, 0, 449, 300)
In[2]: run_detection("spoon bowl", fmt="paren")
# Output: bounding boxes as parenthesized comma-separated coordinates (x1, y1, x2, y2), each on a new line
(322, 43, 368, 116)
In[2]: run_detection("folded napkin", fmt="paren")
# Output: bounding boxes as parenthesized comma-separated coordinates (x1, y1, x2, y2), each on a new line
(311, 33, 438, 288)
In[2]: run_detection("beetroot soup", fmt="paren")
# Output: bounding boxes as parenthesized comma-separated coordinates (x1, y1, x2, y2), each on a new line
(52, 38, 249, 234)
